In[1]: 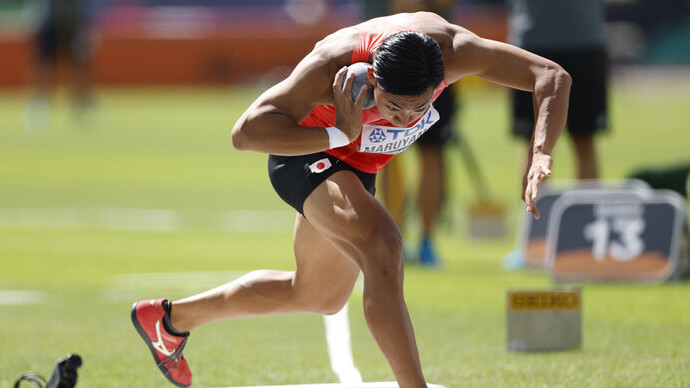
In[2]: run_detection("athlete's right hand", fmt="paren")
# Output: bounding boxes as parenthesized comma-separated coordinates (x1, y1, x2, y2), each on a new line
(332, 66, 367, 142)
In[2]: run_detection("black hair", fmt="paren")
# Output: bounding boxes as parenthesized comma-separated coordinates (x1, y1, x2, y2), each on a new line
(372, 31, 445, 96)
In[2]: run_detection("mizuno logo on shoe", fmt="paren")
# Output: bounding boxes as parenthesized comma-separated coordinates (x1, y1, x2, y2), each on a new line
(152, 320, 174, 357)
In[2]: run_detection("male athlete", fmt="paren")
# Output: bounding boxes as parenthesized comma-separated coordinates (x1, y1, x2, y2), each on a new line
(131, 12, 570, 388)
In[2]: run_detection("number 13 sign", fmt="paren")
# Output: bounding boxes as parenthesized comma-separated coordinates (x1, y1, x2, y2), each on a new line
(546, 189, 687, 283)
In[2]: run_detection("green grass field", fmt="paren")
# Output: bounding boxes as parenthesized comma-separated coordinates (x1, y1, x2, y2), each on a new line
(1, 74, 689, 387)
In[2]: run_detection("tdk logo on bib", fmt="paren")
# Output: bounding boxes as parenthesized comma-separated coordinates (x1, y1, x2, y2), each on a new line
(359, 106, 440, 155)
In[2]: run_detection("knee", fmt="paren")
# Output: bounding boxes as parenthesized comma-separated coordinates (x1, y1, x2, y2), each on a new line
(295, 289, 350, 315)
(316, 295, 350, 315)
(358, 226, 404, 282)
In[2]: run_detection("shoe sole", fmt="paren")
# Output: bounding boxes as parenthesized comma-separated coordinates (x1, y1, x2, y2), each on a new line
(130, 302, 191, 388)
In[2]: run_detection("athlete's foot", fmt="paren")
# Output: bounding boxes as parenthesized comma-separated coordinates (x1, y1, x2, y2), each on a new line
(131, 299, 192, 387)
(419, 237, 441, 268)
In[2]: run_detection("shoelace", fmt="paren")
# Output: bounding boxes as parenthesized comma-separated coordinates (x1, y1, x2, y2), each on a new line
(157, 336, 188, 373)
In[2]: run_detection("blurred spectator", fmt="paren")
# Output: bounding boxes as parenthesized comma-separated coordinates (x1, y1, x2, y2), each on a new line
(360, 0, 460, 267)
(25, 0, 95, 132)
(507, 0, 608, 180)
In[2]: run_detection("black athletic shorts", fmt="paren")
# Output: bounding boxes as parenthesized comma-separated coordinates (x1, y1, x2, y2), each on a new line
(37, 16, 88, 63)
(511, 47, 608, 139)
(268, 152, 377, 216)
(417, 87, 457, 146)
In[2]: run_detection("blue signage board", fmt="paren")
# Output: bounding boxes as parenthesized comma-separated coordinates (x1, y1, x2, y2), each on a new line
(518, 180, 650, 270)
(546, 189, 686, 283)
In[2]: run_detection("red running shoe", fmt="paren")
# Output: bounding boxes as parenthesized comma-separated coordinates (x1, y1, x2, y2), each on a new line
(131, 299, 192, 387)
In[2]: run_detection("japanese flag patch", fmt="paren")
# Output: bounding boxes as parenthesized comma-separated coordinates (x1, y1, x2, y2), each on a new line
(308, 158, 332, 173)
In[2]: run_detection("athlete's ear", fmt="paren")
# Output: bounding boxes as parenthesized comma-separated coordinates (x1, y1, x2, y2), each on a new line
(367, 67, 376, 86)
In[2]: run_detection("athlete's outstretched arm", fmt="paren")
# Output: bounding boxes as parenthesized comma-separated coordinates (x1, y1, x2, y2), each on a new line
(441, 22, 571, 219)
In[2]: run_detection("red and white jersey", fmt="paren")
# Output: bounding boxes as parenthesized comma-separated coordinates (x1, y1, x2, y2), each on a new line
(299, 26, 448, 173)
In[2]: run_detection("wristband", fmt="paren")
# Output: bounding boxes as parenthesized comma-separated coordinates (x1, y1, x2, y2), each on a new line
(325, 126, 350, 149)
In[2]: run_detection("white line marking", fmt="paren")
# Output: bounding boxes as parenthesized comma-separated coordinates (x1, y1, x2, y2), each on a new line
(220, 210, 295, 232)
(0, 208, 180, 233)
(0, 290, 44, 305)
(0, 208, 296, 233)
(324, 303, 363, 384)
(218, 383, 447, 388)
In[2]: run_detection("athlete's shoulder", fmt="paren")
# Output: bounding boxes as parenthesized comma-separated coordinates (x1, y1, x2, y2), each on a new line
(310, 26, 359, 62)
(295, 26, 357, 81)
(357, 13, 475, 51)
(409, 12, 476, 44)
(279, 26, 357, 107)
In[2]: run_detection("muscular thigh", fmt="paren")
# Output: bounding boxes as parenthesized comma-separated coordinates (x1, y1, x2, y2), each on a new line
(292, 212, 361, 306)
(303, 170, 402, 268)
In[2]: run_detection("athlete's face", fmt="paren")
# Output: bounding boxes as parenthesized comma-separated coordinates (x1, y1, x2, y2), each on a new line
(367, 71, 436, 128)
(373, 87, 435, 128)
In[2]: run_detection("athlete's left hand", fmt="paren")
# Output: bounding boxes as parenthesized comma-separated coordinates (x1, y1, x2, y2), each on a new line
(522, 151, 552, 219)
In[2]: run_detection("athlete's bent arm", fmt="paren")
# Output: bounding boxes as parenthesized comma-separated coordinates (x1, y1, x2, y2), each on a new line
(440, 20, 571, 219)
(231, 41, 367, 156)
